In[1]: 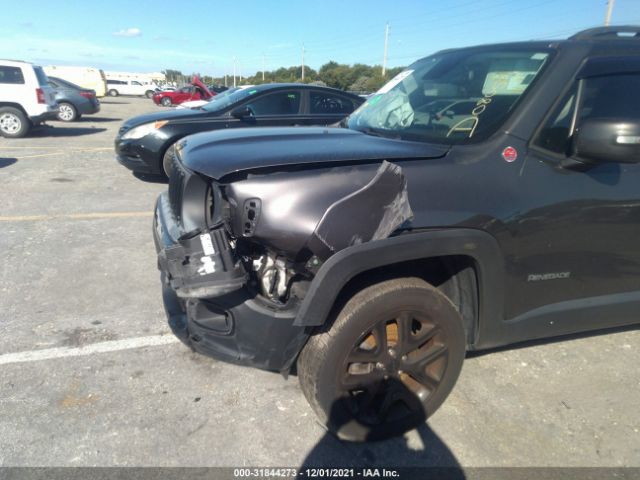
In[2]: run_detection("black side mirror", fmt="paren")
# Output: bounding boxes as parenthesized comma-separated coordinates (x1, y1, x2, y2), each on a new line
(231, 106, 254, 119)
(570, 118, 640, 166)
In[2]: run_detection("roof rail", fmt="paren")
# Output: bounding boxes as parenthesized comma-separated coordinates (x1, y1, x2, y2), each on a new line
(570, 26, 640, 40)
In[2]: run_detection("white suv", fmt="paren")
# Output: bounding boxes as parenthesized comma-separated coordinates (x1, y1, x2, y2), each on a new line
(106, 79, 156, 98)
(0, 60, 58, 138)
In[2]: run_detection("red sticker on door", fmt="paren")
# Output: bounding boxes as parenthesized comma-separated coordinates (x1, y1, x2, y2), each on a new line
(502, 146, 518, 162)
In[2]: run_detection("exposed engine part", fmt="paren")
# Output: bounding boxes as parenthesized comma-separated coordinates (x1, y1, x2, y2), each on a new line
(253, 254, 291, 301)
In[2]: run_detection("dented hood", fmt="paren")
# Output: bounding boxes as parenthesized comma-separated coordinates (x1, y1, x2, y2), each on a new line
(177, 126, 449, 180)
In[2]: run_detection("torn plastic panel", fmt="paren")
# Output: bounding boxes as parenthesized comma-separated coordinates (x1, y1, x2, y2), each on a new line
(157, 160, 412, 305)
(154, 160, 413, 371)
(157, 225, 247, 299)
(306, 161, 413, 261)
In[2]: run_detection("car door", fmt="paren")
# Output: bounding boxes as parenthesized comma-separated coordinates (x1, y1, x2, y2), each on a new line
(239, 89, 303, 127)
(130, 81, 144, 95)
(506, 56, 640, 335)
(174, 87, 192, 103)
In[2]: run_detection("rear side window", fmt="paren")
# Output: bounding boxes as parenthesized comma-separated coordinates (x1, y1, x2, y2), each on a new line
(33, 66, 49, 86)
(0, 66, 25, 84)
(50, 77, 82, 89)
(310, 92, 354, 114)
(245, 91, 301, 115)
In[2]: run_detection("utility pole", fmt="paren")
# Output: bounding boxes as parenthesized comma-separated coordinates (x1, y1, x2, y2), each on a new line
(604, 0, 615, 26)
(382, 22, 389, 77)
(301, 44, 305, 82)
(233, 57, 237, 87)
(262, 54, 266, 82)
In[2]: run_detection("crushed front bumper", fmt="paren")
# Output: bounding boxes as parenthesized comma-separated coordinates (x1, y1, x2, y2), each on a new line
(153, 192, 309, 372)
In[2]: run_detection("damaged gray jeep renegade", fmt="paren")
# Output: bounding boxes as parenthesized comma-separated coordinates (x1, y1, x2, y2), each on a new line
(154, 27, 640, 440)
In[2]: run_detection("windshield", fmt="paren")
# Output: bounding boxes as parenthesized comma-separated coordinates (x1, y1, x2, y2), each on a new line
(347, 49, 550, 144)
(201, 87, 259, 112)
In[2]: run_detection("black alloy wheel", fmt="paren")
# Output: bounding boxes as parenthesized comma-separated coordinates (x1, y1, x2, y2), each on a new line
(298, 277, 466, 441)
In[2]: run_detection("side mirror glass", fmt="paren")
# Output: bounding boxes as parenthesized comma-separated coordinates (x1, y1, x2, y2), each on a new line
(571, 118, 640, 166)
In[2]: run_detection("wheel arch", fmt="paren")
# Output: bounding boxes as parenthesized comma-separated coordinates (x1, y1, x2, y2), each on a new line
(0, 102, 29, 117)
(294, 228, 506, 350)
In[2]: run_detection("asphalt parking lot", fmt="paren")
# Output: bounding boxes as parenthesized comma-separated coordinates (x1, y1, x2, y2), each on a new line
(0, 97, 638, 468)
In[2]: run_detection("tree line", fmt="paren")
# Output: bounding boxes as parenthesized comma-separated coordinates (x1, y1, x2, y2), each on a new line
(163, 62, 406, 93)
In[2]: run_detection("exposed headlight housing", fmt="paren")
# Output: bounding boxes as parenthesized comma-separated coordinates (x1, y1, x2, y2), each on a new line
(121, 120, 168, 140)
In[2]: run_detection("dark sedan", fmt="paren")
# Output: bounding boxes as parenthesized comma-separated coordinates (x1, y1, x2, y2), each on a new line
(47, 76, 100, 122)
(115, 83, 364, 176)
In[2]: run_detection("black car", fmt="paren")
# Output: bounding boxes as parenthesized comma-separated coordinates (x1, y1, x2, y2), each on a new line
(47, 76, 100, 122)
(208, 84, 228, 94)
(115, 83, 364, 177)
(153, 27, 640, 441)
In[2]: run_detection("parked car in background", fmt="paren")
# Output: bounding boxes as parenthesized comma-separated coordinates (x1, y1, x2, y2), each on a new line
(0, 60, 57, 138)
(47, 76, 100, 122)
(43, 65, 107, 97)
(176, 86, 251, 109)
(106, 79, 156, 98)
(151, 76, 213, 106)
(117, 83, 364, 176)
(208, 85, 228, 94)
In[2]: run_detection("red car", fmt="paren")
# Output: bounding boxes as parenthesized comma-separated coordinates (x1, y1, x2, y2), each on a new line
(152, 76, 214, 107)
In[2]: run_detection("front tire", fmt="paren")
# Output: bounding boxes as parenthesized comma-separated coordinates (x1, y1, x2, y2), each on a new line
(145, 90, 155, 99)
(298, 277, 466, 441)
(56, 102, 77, 122)
(108, 89, 119, 97)
(161, 97, 172, 107)
(0, 107, 30, 138)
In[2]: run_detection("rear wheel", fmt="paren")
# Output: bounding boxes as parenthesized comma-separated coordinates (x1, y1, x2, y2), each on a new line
(108, 89, 119, 97)
(0, 107, 29, 138)
(56, 102, 77, 122)
(161, 97, 172, 107)
(298, 277, 466, 441)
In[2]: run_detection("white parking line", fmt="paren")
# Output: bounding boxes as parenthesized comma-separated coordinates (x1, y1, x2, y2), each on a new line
(0, 146, 112, 151)
(0, 335, 180, 366)
(0, 211, 152, 222)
